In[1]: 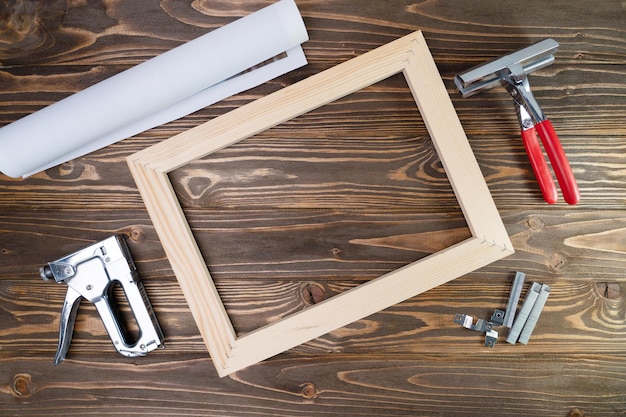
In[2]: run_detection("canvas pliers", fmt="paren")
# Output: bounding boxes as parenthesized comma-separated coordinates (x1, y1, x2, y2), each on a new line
(504, 74, 580, 204)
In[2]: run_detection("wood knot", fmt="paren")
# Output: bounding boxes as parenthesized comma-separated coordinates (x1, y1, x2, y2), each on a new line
(44, 160, 90, 180)
(59, 161, 79, 176)
(300, 283, 325, 306)
(597, 282, 622, 300)
(0, 0, 69, 62)
(526, 215, 544, 231)
(127, 226, 146, 243)
(569, 409, 584, 417)
(185, 177, 213, 199)
(549, 253, 566, 271)
(11, 373, 34, 398)
(300, 382, 319, 399)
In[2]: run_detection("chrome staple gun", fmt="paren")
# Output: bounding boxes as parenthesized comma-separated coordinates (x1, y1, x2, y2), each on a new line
(40, 235, 164, 365)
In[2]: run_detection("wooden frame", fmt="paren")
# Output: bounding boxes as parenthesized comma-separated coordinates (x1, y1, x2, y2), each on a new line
(127, 31, 514, 377)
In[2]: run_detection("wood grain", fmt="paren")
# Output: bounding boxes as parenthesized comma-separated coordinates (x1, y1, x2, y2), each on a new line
(1, 64, 624, 209)
(2, 274, 624, 356)
(0, 0, 625, 414)
(1, 209, 624, 354)
(1, 354, 625, 416)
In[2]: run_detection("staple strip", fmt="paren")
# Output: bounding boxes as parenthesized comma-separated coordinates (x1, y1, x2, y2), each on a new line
(518, 284, 551, 344)
(506, 282, 542, 344)
(503, 271, 526, 328)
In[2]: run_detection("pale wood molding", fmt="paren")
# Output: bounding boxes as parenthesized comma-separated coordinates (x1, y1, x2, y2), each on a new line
(127, 30, 514, 377)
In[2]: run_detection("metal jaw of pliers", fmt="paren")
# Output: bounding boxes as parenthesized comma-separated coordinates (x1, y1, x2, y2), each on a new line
(504, 71, 580, 205)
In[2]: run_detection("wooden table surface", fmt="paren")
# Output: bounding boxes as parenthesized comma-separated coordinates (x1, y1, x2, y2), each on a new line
(1, 1, 625, 416)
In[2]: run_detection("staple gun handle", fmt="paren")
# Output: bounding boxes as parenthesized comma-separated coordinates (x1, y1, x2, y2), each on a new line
(54, 286, 83, 366)
(535, 120, 580, 205)
(93, 276, 164, 359)
(521, 126, 558, 204)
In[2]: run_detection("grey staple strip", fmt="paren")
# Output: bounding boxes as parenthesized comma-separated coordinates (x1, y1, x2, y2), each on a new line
(503, 271, 526, 328)
(518, 284, 551, 344)
(506, 282, 542, 344)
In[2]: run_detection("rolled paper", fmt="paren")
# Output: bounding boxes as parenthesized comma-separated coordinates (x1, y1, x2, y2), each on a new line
(0, 0, 308, 178)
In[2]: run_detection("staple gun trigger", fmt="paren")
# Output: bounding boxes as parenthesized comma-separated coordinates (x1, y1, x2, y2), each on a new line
(40, 235, 164, 365)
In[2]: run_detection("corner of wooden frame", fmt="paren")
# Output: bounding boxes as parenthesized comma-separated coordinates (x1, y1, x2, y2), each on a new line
(127, 153, 237, 374)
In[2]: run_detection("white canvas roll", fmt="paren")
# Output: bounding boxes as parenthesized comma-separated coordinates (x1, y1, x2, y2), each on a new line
(0, 0, 308, 178)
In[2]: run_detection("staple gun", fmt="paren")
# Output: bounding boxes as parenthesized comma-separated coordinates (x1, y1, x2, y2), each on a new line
(40, 235, 164, 365)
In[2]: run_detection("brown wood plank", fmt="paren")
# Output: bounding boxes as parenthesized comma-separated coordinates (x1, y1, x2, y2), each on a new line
(2, 273, 624, 357)
(0, 0, 625, 415)
(0, 64, 624, 209)
(1, 354, 624, 416)
(3, 1, 624, 67)
(1, 208, 624, 357)
(4, 208, 626, 282)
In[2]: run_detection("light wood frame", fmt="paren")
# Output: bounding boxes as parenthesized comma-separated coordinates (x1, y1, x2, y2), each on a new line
(127, 31, 514, 377)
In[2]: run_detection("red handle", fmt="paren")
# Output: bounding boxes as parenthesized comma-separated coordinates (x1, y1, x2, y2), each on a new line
(535, 120, 580, 205)
(522, 127, 558, 204)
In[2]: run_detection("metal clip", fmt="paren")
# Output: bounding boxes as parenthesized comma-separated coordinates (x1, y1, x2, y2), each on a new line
(485, 329, 499, 348)
(489, 309, 506, 326)
(454, 271, 530, 348)
(40, 235, 164, 365)
(453, 313, 499, 347)
(454, 313, 493, 333)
